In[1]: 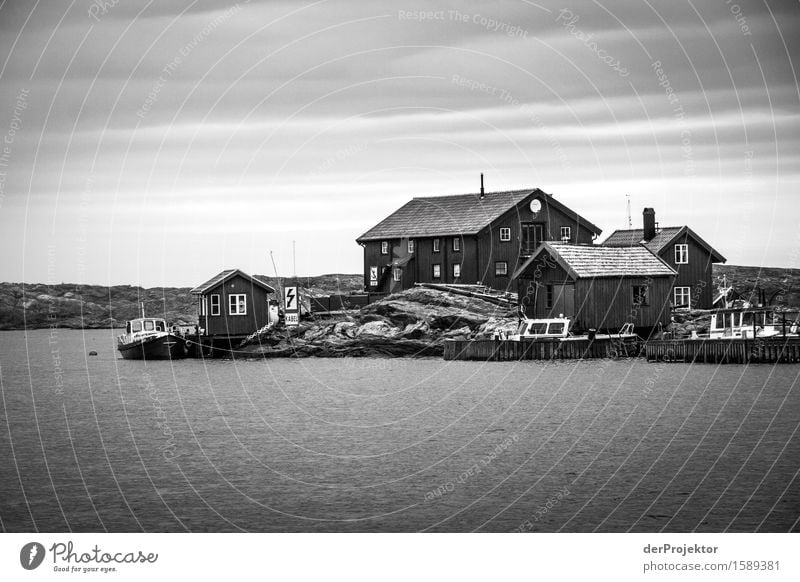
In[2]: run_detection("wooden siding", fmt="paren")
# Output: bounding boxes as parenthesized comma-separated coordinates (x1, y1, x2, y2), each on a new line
(200, 273, 272, 337)
(657, 232, 714, 309)
(516, 252, 673, 332)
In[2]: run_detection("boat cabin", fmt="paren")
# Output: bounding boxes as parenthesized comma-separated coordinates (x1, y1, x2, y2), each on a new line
(511, 317, 571, 341)
(118, 317, 168, 344)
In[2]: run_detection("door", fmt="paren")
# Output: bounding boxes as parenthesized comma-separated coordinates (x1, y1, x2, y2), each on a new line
(552, 284, 575, 318)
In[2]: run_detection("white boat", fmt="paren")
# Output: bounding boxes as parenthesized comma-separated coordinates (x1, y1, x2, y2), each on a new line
(508, 317, 572, 341)
(709, 308, 799, 339)
(117, 317, 186, 360)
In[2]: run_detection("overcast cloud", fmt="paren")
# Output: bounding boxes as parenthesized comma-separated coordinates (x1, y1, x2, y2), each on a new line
(1, 0, 798, 286)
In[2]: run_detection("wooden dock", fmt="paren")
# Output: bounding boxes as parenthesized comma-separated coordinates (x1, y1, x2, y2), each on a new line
(443, 338, 639, 361)
(645, 338, 800, 364)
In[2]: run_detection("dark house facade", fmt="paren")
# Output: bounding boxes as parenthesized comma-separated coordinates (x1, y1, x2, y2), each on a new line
(513, 242, 676, 335)
(191, 269, 275, 340)
(602, 208, 726, 309)
(356, 188, 602, 293)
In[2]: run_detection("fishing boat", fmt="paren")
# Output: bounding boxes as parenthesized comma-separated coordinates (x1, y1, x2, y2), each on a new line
(117, 316, 186, 360)
(709, 308, 799, 339)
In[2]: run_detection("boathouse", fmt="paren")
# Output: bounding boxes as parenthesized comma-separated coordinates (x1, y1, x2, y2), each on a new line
(602, 208, 726, 309)
(190, 269, 276, 350)
(512, 242, 676, 336)
(356, 184, 602, 293)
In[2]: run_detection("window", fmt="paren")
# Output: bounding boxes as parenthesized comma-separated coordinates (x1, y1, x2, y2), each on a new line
(521, 223, 543, 254)
(210, 294, 220, 316)
(229, 294, 247, 315)
(548, 322, 564, 335)
(673, 287, 691, 308)
(545, 284, 554, 308)
(144, 320, 154, 331)
(495, 261, 508, 276)
(675, 243, 688, 264)
(408, 240, 415, 253)
(499, 227, 511, 242)
(381, 241, 389, 255)
(393, 267, 402, 282)
(452, 237, 460, 252)
(453, 263, 461, 278)
(632, 285, 649, 306)
(432, 264, 441, 279)
(433, 238, 440, 252)
(560, 226, 571, 241)
(132, 321, 142, 332)
(156, 321, 165, 332)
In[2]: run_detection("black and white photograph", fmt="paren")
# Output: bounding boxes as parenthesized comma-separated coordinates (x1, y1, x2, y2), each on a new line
(0, 0, 798, 578)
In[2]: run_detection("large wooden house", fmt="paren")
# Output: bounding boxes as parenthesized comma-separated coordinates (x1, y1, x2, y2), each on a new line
(356, 187, 602, 293)
(190, 269, 276, 348)
(512, 242, 677, 336)
(602, 208, 726, 309)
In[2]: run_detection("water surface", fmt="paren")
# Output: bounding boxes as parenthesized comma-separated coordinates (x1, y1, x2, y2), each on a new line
(1, 329, 798, 532)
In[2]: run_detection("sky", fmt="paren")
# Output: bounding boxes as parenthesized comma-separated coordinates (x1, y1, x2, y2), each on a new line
(0, 0, 798, 287)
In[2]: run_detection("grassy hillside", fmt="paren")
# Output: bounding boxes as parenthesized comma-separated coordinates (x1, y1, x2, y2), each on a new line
(0, 274, 366, 330)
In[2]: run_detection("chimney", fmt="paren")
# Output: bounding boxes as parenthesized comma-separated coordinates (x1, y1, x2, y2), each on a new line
(480, 173, 484, 200)
(643, 207, 656, 241)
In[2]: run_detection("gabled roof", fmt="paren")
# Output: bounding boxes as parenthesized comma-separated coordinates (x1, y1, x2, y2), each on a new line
(356, 188, 602, 242)
(602, 226, 726, 263)
(191, 269, 276, 294)
(512, 242, 677, 280)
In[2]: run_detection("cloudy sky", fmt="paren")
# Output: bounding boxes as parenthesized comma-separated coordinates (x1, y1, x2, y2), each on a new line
(0, 0, 798, 287)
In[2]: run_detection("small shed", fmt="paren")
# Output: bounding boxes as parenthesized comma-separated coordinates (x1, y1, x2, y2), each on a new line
(512, 243, 677, 336)
(191, 269, 276, 341)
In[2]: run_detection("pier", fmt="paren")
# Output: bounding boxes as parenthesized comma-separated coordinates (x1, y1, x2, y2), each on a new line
(645, 338, 800, 364)
(443, 338, 639, 361)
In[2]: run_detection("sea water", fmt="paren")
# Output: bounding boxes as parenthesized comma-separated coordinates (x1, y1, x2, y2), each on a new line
(0, 329, 798, 532)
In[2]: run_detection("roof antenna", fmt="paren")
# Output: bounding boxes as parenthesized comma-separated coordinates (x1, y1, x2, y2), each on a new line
(626, 193, 632, 228)
(480, 173, 485, 200)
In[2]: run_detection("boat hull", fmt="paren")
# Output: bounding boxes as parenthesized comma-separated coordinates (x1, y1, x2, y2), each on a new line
(118, 334, 186, 360)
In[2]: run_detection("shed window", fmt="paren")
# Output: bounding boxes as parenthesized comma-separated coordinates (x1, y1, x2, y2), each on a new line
(408, 240, 415, 253)
(674, 287, 691, 309)
(432, 264, 441, 279)
(545, 285, 554, 308)
(229, 294, 247, 315)
(393, 267, 402, 282)
(381, 241, 389, 255)
(452, 237, 460, 252)
(210, 294, 220, 316)
(433, 238, 440, 253)
(674, 244, 688, 264)
(495, 261, 508, 276)
(560, 226, 571, 241)
(633, 285, 649, 306)
(453, 264, 461, 278)
(499, 227, 511, 242)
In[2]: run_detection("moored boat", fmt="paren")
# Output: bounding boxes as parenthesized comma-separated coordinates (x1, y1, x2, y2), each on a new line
(117, 317, 186, 360)
(708, 308, 799, 339)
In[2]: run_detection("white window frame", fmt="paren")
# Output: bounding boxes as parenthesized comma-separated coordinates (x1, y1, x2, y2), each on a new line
(393, 267, 402, 282)
(433, 238, 440, 253)
(673, 286, 691, 308)
(432, 264, 441, 279)
(674, 243, 688, 264)
(499, 227, 511, 242)
(452, 237, 460, 252)
(229, 294, 247, 315)
(453, 263, 461, 278)
(210, 294, 220, 316)
(408, 239, 415, 253)
(381, 241, 389, 255)
(560, 226, 571, 241)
